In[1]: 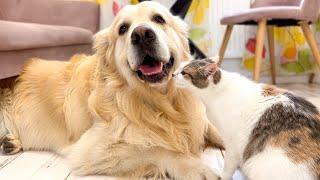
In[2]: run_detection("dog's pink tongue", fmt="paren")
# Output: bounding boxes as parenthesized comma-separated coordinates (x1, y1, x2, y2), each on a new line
(139, 61, 163, 75)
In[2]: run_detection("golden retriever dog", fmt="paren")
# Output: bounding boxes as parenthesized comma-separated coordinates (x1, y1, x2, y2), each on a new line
(0, 2, 223, 179)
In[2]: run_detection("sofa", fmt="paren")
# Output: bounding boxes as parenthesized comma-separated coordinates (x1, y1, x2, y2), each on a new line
(0, 0, 100, 79)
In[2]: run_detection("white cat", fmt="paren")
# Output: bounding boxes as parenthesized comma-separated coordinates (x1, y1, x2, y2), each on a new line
(173, 57, 320, 180)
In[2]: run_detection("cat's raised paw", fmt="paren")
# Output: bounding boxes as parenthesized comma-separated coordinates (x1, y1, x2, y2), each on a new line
(1, 134, 22, 154)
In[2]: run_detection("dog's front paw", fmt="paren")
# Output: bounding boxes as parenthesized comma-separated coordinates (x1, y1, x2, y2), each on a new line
(1, 134, 22, 154)
(220, 173, 233, 180)
(188, 165, 218, 180)
(172, 161, 219, 180)
(220, 177, 232, 180)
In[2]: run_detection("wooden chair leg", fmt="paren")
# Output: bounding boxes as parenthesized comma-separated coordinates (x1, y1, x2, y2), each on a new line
(267, 26, 276, 84)
(300, 21, 320, 84)
(218, 25, 233, 66)
(253, 19, 267, 82)
(309, 73, 316, 83)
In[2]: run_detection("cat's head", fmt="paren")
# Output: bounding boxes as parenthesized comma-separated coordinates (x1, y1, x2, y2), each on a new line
(173, 56, 221, 92)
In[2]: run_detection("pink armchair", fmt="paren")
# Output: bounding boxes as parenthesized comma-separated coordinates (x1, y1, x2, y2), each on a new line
(0, 0, 100, 79)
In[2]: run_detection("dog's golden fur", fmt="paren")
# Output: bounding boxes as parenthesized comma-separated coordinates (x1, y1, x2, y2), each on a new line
(0, 2, 223, 179)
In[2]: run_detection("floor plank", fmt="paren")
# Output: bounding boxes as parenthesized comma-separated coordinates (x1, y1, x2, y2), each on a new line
(280, 84, 320, 106)
(30, 154, 71, 180)
(0, 152, 54, 179)
(0, 153, 21, 170)
(67, 174, 117, 180)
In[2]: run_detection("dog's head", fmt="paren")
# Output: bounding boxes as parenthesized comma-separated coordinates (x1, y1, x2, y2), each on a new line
(94, 2, 190, 89)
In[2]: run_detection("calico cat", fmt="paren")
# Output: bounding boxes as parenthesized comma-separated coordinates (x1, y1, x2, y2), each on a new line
(173, 56, 320, 180)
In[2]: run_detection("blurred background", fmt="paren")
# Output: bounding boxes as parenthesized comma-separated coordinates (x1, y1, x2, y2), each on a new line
(100, 0, 320, 84)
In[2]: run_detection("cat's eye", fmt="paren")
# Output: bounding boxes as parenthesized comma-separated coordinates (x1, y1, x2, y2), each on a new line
(181, 71, 191, 79)
(119, 23, 130, 35)
(152, 14, 166, 24)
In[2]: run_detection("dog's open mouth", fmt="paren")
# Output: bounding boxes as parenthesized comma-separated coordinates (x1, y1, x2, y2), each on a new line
(136, 55, 174, 83)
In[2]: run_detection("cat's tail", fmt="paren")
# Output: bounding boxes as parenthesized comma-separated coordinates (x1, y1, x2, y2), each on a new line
(0, 88, 12, 141)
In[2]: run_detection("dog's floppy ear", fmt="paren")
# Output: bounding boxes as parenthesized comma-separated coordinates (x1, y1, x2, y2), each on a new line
(172, 16, 191, 60)
(93, 28, 111, 60)
(93, 28, 115, 80)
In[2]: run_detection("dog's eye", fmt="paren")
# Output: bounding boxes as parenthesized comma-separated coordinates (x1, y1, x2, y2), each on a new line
(119, 23, 129, 35)
(181, 71, 186, 75)
(152, 14, 166, 24)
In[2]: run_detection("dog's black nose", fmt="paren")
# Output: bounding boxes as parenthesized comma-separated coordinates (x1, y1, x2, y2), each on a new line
(131, 25, 156, 45)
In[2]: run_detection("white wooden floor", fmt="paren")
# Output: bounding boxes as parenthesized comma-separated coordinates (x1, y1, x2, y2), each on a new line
(0, 83, 319, 180)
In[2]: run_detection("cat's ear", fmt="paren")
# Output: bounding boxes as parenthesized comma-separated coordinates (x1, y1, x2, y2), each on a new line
(208, 56, 220, 64)
(203, 62, 218, 75)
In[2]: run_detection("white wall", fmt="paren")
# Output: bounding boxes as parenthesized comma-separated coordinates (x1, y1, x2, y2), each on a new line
(210, 0, 251, 58)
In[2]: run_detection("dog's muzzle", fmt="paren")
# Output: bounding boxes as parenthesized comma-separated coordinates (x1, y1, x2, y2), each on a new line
(131, 25, 174, 84)
(131, 25, 156, 47)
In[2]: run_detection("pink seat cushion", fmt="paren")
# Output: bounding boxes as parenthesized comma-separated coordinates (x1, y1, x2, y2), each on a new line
(0, 21, 93, 51)
(0, 0, 99, 33)
(221, 6, 304, 25)
(251, 0, 301, 8)
(0, 44, 92, 79)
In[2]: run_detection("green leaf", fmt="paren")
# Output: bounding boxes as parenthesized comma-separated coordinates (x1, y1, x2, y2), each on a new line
(297, 49, 313, 71)
(316, 19, 320, 32)
(281, 62, 305, 74)
(189, 28, 206, 41)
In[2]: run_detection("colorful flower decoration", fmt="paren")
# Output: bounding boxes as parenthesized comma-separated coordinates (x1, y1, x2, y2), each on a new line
(273, 26, 314, 73)
(189, 28, 207, 41)
(274, 27, 305, 47)
(243, 24, 316, 74)
(187, 0, 210, 25)
(243, 37, 267, 72)
(243, 56, 255, 71)
(281, 49, 313, 73)
(281, 46, 297, 63)
(315, 19, 320, 32)
(274, 27, 306, 64)
(130, 0, 139, 5)
(246, 38, 266, 58)
(92, 0, 108, 5)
